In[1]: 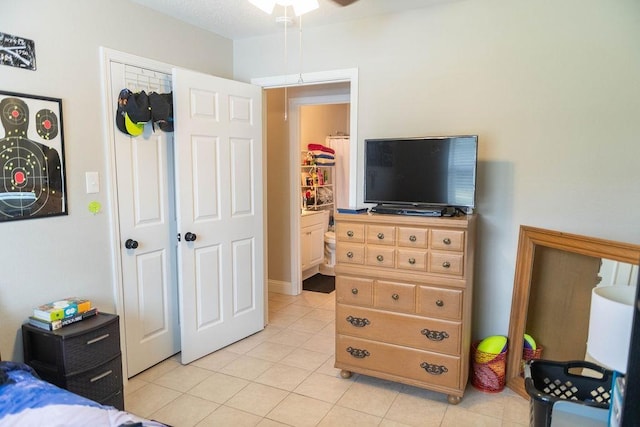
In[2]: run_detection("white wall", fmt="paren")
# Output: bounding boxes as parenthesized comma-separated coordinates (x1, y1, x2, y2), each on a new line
(0, 0, 233, 360)
(235, 0, 640, 339)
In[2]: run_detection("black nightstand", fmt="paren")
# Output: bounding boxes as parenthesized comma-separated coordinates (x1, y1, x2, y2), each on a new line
(22, 312, 124, 410)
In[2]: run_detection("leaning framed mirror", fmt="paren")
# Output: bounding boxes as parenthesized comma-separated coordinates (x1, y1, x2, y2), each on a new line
(506, 225, 640, 398)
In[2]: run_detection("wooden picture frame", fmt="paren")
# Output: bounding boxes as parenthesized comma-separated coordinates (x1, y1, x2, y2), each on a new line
(506, 225, 640, 398)
(0, 90, 67, 221)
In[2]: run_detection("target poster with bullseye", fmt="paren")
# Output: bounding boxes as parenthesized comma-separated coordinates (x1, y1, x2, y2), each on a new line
(0, 90, 67, 222)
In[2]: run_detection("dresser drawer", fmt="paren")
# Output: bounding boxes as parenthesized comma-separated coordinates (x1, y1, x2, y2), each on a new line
(336, 335, 461, 390)
(373, 280, 415, 313)
(366, 225, 396, 246)
(336, 276, 373, 306)
(67, 355, 123, 404)
(61, 318, 121, 374)
(336, 304, 461, 355)
(101, 389, 125, 411)
(430, 229, 465, 252)
(366, 245, 395, 268)
(397, 249, 428, 272)
(417, 286, 463, 320)
(336, 222, 365, 243)
(398, 227, 428, 248)
(429, 252, 464, 276)
(337, 243, 365, 265)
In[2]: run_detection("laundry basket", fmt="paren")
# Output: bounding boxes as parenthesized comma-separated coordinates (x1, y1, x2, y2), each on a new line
(524, 359, 613, 427)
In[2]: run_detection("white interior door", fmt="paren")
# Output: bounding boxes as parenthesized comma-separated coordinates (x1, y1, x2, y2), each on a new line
(109, 61, 180, 377)
(172, 67, 265, 364)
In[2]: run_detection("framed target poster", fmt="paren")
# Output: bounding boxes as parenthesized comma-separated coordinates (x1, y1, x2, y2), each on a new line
(0, 90, 67, 222)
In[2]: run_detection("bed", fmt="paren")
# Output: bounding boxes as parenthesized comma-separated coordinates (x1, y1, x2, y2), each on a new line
(0, 361, 167, 426)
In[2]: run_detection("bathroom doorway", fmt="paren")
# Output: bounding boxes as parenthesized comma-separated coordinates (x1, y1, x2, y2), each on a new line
(263, 81, 355, 295)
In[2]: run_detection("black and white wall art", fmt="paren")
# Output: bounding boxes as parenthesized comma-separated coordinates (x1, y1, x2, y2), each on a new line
(0, 91, 67, 221)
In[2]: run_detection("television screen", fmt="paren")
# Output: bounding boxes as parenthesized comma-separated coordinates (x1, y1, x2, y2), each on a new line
(364, 135, 478, 210)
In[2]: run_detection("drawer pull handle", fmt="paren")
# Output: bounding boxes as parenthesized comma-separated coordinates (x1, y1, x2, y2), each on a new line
(346, 316, 370, 328)
(420, 362, 448, 376)
(442, 261, 451, 268)
(347, 251, 354, 258)
(351, 288, 358, 295)
(392, 293, 399, 300)
(347, 230, 354, 237)
(86, 333, 110, 345)
(409, 235, 417, 242)
(90, 369, 113, 383)
(408, 258, 416, 265)
(436, 299, 444, 307)
(421, 328, 450, 341)
(443, 238, 451, 245)
(346, 346, 370, 359)
(377, 232, 384, 240)
(376, 255, 384, 262)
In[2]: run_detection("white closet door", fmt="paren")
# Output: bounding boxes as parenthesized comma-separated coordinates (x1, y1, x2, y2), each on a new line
(110, 62, 180, 377)
(172, 67, 264, 364)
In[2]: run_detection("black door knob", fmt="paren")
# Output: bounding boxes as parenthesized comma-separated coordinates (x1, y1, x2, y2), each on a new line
(125, 239, 139, 249)
(184, 232, 197, 242)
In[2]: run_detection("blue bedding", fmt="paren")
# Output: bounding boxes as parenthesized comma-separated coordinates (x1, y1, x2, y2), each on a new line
(0, 362, 166, 427)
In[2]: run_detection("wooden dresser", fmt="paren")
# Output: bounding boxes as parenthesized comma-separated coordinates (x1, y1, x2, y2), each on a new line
(334, 213, 476, 404)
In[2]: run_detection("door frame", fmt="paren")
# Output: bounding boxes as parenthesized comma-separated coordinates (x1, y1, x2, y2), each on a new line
(99, 47, 178, 380)
(252, 69, 359, 295)
(288, 94, 350, 294)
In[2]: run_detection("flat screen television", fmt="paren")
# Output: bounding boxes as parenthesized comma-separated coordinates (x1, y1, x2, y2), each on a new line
(364, 135, 478, 214)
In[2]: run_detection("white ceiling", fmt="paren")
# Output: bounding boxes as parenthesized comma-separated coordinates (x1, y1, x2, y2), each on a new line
(129, 0, 447, 40)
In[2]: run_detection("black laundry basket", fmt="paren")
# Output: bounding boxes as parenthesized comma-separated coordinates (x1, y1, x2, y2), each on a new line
(524, 359, 613, 427)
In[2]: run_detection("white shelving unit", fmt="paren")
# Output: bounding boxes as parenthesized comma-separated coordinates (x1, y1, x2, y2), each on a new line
(301, 164, 334, 211)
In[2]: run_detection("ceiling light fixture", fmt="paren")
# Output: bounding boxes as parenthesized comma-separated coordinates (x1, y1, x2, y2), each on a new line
(249, 0, 319, 16)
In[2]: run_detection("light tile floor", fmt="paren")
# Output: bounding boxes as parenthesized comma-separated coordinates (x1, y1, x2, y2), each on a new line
(124, 290, 530, 427)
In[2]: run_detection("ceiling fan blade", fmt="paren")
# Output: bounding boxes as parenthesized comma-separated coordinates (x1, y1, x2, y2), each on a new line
(331, 0, 359, 6)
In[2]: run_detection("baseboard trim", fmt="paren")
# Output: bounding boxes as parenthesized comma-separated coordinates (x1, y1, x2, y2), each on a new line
(302, 266, 320, 281)
(268, 279, 296, 295)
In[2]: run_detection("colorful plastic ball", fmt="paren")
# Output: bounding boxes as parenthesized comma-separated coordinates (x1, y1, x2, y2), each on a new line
(477, 335, 508, 355)
(524, 334, 537, 350)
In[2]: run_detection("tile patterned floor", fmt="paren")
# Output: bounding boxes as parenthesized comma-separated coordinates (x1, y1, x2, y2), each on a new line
(124, 291, 530, 426)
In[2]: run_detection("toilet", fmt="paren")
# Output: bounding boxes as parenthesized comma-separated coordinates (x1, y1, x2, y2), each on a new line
(321, 210, 336, 275)
(324, 230, 336, 268)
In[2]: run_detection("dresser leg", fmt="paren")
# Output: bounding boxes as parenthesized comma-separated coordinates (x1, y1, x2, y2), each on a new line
(340, 369, 352, 379)
(447, 395, 462, 405)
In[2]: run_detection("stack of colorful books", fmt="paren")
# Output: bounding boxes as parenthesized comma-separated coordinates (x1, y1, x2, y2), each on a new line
(28, 297, 97, 331)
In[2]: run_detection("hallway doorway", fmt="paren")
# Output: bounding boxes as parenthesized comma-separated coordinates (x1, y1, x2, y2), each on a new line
(255, 69, 358, 296)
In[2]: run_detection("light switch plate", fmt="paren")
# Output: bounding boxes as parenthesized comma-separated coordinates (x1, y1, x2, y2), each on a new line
(86, 171, 99, 194)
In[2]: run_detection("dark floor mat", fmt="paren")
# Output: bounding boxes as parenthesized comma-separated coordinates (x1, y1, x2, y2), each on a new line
(302, 273, 335, 293)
